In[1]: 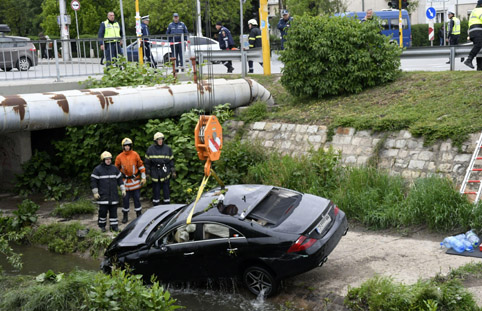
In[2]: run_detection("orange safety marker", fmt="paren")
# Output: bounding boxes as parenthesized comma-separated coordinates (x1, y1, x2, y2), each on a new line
(194, 115, 223, 176)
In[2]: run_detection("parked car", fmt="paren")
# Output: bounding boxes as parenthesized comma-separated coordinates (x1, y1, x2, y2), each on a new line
(126, 35, 221, 65)
(0, 26, 38, 71)
(101, 184, 348, 296)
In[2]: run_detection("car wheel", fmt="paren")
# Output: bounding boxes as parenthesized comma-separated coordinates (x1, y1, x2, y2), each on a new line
(164, 53, 173, 64)
(243, 266, 278, 297)
(17, 57, 31, 71)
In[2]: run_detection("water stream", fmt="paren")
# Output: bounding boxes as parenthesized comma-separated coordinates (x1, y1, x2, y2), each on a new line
(1, 245, 278, 310)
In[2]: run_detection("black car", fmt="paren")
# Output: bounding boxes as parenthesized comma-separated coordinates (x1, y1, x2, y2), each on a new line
(101, 185, 348, 296)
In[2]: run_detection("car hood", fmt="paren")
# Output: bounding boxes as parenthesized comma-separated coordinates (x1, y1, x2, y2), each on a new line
(274, 194, 332, 235)
(105, 204, 185, 255)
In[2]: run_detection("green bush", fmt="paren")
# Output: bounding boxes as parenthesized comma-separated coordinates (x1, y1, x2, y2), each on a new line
(280, 15, 401, 98)
(238, 101, 268, 123)
(345, 274, 480, 311)
(0, 269, 181, 311)
(51, 199, 97, 219)
(12, 199, 39, 229)
(246, 147, 343, 198)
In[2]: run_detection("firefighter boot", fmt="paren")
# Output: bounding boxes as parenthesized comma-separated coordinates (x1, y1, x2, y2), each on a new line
(122, 212, 128, 224)
(136, 210, 142, 218)
(111, 226, 119, 232)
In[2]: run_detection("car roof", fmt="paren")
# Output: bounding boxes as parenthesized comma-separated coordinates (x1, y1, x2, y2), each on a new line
(1, 35, 29, 41)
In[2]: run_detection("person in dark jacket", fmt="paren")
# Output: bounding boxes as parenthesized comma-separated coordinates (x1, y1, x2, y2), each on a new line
(247, 19, 263, 73)
(166, 13, 188, 68)
(141, 15, 157, 67)
(145, 132, 176, 205)
(277, 10, 293, 50)
(91, 151, 126, 232)
(215, 22, 235, 73)
(98, 11, 123, 66)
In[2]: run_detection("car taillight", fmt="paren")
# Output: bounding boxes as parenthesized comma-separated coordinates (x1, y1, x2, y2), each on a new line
(287, 235, 317, 253)
(334, 205, 339, 216)
(30, 47, 36, 52)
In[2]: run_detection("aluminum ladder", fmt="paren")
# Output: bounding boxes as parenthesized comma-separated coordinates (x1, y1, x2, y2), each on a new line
(460, 132, 482, 203)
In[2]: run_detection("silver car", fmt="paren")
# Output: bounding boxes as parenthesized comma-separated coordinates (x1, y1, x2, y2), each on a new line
(0, 35, 39, 71)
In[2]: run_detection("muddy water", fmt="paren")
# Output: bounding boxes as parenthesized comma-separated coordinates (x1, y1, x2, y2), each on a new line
(1, 245, 278, 311)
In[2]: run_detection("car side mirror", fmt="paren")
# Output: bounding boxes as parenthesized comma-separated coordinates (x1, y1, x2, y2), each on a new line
(153, 240, 168, 252)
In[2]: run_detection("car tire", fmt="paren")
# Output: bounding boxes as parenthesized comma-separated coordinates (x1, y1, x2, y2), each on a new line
(17, 57, 31, 71)
(243, 266, 278, 297)
(163, 53, 173, 64)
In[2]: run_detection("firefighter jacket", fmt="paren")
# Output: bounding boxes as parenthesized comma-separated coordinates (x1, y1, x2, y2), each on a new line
(91, 162, 125, 205)
(218, 26, 235, 50)
(248, 26, 262, 48)
(145, 143, 175, 182)
(115, 150, 146, 191)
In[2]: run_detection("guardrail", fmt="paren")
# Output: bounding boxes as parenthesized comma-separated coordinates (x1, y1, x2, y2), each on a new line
(401, 45, 476, 70)
(195, 48, 263, 77)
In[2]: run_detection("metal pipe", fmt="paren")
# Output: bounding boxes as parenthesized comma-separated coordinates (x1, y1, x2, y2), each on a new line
(0, 79, 274, 133)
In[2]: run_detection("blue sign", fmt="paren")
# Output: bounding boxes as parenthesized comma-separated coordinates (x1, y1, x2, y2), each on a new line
(426, 7, 436, 19)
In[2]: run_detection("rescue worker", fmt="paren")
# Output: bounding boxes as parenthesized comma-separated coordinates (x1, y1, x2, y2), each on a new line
(91, 151, 126, 232)
(115, 138, 146, 224)
(247, 19, 263, 74)
(464, 0, 482, 69)
(277, 10, 293, 50)
(446, 11, 460, 64)
(98, 11, 123, 66)
(166, 13, 188, 69)
(141, 15, 157, 67)
(215, 22, 235, 73)
(145, 132, 176, 205)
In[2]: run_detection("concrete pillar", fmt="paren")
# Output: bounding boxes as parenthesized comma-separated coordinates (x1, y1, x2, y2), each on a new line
(0, 131, 32, 190)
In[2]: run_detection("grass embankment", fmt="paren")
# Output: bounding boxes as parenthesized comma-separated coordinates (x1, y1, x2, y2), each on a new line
(253, 71, 482, 146)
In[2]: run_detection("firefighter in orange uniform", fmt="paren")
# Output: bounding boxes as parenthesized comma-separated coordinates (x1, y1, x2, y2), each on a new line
(115, 138, 147, 223)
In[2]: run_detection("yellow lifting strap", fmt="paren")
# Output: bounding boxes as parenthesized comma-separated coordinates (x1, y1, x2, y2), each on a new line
(186, 174, 210, 224)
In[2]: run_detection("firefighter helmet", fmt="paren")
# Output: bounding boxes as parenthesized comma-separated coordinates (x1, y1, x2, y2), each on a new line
(153, 132, 164, 140)
(248, 19, 258, 26)
(122, 137, 133, 146)
(100, 151, 113, 160)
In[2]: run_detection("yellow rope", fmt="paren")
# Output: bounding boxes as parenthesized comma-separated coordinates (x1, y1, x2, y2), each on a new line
(186, 174, 210, 224)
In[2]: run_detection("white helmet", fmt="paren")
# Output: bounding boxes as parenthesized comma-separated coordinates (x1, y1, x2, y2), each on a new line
(248, 19, 258, 26)
(153, 132, 164, 141)
(100, 151, 113, 160)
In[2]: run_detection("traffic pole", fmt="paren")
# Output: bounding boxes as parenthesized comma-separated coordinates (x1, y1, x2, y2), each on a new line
(399, 0, 403, 48)
(135, 0, 144, 65)
(259, 0, 271, 75)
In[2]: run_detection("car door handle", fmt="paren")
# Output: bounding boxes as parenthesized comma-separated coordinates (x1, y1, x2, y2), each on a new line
(184, 252, 195, 256)
(227, 248, 238, 252)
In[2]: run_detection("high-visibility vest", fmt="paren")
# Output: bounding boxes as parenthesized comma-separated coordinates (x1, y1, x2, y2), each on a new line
(452, 17, 461, 35)
(469, 8, 482, 28)
(103, 20, 120, 42)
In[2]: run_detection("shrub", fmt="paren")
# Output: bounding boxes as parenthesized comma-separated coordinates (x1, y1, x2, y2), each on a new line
(280, 15, 401, 98)
(238, 101, 268, 123)
(51, 199, 97, 219)
(12, 199, 39, 229)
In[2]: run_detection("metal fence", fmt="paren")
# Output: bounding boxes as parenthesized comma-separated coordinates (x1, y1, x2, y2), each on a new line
(0, 34, 197, 81)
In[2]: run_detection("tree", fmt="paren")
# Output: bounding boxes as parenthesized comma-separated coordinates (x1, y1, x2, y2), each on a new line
(286, 0, 347, 17)
(0, 0, 43, 36)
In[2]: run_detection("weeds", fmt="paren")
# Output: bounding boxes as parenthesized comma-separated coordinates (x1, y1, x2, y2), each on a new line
(51, 199, 96, 219)
(237, 101, 268, 124)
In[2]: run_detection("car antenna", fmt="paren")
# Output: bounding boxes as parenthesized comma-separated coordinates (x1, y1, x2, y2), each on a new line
(186, 115, 225, 224)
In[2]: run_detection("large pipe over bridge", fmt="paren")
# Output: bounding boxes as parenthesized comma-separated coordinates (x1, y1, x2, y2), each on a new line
(0, 78, 274, 133)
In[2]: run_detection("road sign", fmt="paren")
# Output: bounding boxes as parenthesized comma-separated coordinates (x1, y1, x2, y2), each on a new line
(426, 7, 436, 19)
(71, 0, 80, 11)
(428, 23, 434, 41)
(57, 15, 71, 25)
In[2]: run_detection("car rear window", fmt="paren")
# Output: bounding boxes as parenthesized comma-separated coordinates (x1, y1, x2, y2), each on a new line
(246, 188, 301, 227)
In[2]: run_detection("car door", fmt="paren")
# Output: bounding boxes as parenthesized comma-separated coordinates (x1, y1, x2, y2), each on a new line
(196, 222, 248, 278)
(0, 37, 15, 69)
(134, 225, 202, 282)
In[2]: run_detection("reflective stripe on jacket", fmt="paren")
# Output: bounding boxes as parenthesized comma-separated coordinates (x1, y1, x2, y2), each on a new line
(145, 144, 175, 182)
(248, 27, 262, 48)
(469, 8, 482, 37)
(218, 26, 235, 50)
(91, 163, 125, 205)
(115, 150, 146, 191)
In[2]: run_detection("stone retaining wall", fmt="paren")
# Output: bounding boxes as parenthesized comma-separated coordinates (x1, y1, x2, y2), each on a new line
(224, 120, 479, 185)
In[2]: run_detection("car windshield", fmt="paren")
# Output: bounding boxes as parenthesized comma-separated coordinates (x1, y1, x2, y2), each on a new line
(246, 188, 302, 227)
(146, 206, 187, 244)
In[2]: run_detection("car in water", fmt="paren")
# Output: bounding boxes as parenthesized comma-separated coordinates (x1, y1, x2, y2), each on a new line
(0, 25, 38, 71)
(101, 184, 348, 296)
(126, 35, 221, 65)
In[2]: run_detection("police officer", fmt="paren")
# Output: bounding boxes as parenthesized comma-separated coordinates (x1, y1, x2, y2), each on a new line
(115, 138, 146, 223)
(166, 13, 188, 69)
(215, 22, 235, 73)
(145, 132, 176, 205)
(446, 11, 460, 64)
(247, 19, 263, 74)
(91, 151, 126, 232)
(464, 0, 482, 69)
(141, 15, 157, 67)
(277, 10, 293, 50)
(98, 11, 123, 66)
